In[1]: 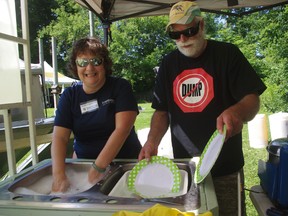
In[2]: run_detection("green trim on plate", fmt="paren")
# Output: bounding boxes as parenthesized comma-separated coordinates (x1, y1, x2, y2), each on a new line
(127, 156, 181, 198)
(194, 126, 226, 184)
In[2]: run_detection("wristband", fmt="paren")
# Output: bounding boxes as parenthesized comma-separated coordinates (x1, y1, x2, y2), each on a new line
(91, 162, 106, 173)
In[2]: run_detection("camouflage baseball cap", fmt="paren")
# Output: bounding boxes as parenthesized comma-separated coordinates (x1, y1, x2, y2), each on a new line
(166, 1, 201, 31)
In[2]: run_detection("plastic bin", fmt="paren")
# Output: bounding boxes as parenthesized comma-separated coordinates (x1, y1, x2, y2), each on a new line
(269, 112, 288, 141)
(248, 114, 268, 148)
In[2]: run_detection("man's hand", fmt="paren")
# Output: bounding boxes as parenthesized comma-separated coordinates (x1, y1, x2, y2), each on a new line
(217, 108, 243, 141)
(138, 141, 158, 161)
(217, 94, 260, 140)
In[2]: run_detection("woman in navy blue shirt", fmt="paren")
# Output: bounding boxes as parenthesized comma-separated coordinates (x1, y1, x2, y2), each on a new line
(51, 37, 141, 193)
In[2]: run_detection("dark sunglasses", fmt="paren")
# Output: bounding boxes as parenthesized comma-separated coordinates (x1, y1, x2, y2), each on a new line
(168, 22, 200, 40)
(75, 57, 103, 67)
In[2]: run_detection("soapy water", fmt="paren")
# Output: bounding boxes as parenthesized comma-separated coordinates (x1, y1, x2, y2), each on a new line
(13, 167, 95, 195)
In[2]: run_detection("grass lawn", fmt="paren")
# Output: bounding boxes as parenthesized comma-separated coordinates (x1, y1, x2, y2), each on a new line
(47, 103, 268, 215)
(243, 124, 267, 215)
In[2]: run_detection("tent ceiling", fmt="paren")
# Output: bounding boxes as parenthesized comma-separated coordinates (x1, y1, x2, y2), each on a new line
(75, 0, 288, 23)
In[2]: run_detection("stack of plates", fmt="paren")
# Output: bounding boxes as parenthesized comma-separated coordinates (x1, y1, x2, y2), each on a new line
(127, 156, 182, 198)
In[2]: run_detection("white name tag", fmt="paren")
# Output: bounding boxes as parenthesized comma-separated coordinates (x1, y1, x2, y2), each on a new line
(80, 99, 99, 114)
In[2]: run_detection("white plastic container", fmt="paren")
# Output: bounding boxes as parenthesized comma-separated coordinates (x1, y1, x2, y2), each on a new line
(269, 112, 288, 141)
(248, 114, 269, 148)
(137, 127, 174, 158)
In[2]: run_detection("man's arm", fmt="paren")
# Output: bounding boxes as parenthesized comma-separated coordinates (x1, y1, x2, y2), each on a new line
(217, 93, 260, 140)
(138, 110, 169, 160)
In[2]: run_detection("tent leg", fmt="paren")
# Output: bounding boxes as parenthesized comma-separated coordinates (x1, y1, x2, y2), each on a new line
(102, 22, 111, 46)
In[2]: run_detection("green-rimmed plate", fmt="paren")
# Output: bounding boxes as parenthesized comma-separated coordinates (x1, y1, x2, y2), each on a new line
(194, 126, 227, 184)
(127, 156, 181, 198)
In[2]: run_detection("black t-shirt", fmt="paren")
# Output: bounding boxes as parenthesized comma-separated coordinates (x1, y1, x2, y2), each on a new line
(152, 40, 267, 177)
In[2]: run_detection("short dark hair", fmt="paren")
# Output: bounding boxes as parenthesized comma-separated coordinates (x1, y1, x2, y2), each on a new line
(67, 37, 113, 79)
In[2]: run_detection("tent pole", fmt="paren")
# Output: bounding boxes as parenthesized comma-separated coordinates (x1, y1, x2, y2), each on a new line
(102, 21, 109, 46)
(51, 37, 59, 114)
(89, 11, 95, 37)
(38, 38, 48, 118)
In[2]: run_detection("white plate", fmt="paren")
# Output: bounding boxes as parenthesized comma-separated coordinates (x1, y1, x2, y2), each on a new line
(127, 156, 181, 198)
(108, 170, 188, 198)
(194, 126, 226, 184)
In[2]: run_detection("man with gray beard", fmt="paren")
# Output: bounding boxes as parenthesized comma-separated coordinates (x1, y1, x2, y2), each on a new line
(138, 1, 266, 215)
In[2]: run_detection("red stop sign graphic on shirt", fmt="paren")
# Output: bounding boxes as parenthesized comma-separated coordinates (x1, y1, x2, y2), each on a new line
(173, 68, 214, 112)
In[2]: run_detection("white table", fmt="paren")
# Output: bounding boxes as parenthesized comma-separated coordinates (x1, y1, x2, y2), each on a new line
(249, 185, 274, 216)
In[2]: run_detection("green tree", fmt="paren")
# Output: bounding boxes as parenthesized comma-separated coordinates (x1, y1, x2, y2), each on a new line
(248, 6, 288, 112)
(38, 0, 103, 77)
(210, 6, 288, 112)
(109, 16, 175, 93)
(35, 1, 288, 107)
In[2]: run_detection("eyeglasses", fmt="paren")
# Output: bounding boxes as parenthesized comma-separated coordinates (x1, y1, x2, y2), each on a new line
(168, 22, 200, 40)
(75, 57, 103, 67)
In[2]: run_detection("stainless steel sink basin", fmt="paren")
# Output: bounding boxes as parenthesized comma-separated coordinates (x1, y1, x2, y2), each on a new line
(0, 158, 206, 214)
(9, 161, 94, 195)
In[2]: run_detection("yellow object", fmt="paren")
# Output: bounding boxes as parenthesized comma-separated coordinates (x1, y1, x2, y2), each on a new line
(112, 204, 212, 216)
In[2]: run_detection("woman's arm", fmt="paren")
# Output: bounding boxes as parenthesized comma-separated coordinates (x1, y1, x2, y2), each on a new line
(51, 126, 72, 192)
(88, 110, 138, 183)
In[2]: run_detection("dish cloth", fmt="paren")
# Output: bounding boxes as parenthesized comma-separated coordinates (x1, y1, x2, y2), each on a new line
(112, 204, 212, 216)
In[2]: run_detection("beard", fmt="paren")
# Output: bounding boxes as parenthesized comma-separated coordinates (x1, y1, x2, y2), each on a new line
(176, 31, 206, 58)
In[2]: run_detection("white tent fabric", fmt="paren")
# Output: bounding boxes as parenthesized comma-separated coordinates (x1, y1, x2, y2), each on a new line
(43, 61, 77, 85)
(0, 0, 22, 106)
(76, 0, 288, 22)
(75, 0, 288, 45)
(19, 59, 42, 74)
(19, 59, 77, 85)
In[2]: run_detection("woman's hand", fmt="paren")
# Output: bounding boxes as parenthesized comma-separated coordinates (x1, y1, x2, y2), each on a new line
(51, 174, 70, 193)
(88, 167, 106, 184)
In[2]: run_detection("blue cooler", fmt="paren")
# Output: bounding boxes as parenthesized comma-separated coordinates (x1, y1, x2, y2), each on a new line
(258, 138, 288, 208)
